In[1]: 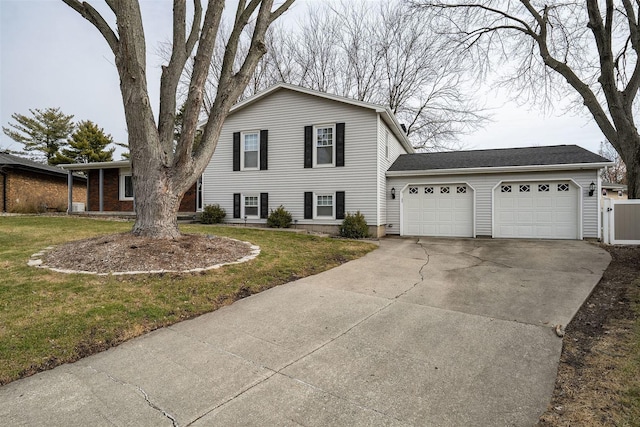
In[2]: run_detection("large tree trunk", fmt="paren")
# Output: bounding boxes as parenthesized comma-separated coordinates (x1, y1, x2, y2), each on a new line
(620, 133, 640, 199)
(131, 168, 183, 239)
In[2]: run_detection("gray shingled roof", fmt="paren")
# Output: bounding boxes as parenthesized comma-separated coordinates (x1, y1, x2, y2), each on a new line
(0, 151, 85, 180)
(388, 145, 611, 172)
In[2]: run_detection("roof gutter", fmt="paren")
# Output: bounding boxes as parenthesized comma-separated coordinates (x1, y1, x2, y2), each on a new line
(385, 161, 615, 177)
(60, 160, 131, 171)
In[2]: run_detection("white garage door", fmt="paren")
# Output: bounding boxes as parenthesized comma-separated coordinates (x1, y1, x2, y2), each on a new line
(494, 181, 579, 239)
(403, 184, 473, 237)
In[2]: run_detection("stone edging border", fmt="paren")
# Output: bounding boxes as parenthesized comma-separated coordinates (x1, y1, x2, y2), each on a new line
(27, 239, 261, 276)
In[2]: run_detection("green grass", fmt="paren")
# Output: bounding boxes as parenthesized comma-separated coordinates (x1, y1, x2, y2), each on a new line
(0, 216, 376, 385)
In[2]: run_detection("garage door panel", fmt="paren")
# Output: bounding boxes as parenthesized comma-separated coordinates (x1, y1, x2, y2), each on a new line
(403, 184, 473, 237)
(495, 181, 578, 239)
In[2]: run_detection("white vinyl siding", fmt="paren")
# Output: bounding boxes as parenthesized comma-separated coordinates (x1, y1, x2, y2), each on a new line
(386, 169, 600, 239)
(377, 116, 410, 229)
(204, 89, 380, 226)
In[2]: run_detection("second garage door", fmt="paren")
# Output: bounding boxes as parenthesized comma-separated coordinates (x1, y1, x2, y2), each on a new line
(493, 181, 579, 239)
(403, 184, 473, 237)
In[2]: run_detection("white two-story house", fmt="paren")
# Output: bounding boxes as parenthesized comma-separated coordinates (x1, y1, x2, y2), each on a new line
(204, 83, 611, 240)
(203, 83, 414, 237)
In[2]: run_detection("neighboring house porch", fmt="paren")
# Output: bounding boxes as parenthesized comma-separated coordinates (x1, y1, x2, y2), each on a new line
(60, 161, 201, 216)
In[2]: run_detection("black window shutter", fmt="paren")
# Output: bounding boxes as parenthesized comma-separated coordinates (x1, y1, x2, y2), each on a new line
(304, 192, 313, 219)
(260, 193, 268, 219)
(336, 191, 345, 219)
(233, 132, 240, 171)
(304, 126, 313, 168)
(336, 123, 345, 167)
(260, 130, 268, 170)
(233, 193, 241, 218)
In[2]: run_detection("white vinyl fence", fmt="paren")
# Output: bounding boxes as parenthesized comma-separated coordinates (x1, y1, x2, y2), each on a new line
(602, 198, 640, 245)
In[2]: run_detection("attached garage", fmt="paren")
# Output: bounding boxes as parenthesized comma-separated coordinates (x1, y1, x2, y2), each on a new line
(493, 181, 579, 239)
(386, 145, 612, 240)
(402, 184, 473, 237)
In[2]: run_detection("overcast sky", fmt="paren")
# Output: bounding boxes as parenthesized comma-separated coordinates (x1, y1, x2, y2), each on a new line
(1, 0, 607, 160)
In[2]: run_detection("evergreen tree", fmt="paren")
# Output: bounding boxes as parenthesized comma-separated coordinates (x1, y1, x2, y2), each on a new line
(51, 120, 115, 164)
(2, 108, 74, 164)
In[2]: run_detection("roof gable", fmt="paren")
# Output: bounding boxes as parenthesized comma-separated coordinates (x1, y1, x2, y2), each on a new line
(388, 145, 611, 174)
(229, 83, 414, 153)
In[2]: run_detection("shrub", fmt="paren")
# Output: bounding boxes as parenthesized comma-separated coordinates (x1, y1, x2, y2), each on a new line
(267, 205, 292, 228)
(200, 204, 226, 224)
(339, 211, 370, 239)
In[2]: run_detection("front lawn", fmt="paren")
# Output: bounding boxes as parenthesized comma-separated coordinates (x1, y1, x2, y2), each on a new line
(0, 216, 376, 385)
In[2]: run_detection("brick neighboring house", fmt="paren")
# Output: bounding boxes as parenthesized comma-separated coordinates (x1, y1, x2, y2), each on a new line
(60, 161, 200, 214)
(0, 152, 87, 213)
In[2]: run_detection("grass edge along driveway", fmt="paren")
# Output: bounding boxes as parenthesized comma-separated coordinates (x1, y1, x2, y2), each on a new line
(0, 216, 376, 385)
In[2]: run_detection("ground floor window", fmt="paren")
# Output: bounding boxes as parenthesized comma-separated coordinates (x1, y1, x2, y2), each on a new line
(244, 195, 259, 217)
(316, 194, 333, 218)
(119, 170, 133, 200)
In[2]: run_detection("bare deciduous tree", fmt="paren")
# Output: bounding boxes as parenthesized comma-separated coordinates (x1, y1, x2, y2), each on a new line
(62, 0, 294, 238)
(170, 1, 484, 151)
(600, 140, 627, 184)
(410, 0, 640, 197)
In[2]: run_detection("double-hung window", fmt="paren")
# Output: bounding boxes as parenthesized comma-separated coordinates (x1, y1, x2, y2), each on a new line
(244, 195, 259, 218)
(242, 132, 259, 170)
(119, 169, 134, 201)
(316, 194, 333, 218)
(314, 124, 335, 166)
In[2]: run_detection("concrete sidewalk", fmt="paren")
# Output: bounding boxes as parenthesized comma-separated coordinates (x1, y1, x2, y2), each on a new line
(0, 238, 611, 426)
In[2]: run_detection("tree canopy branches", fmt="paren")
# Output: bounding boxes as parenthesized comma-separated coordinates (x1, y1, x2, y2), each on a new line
(410, 0, 640, 197)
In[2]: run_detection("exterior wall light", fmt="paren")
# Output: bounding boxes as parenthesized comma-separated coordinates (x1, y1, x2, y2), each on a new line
(589, 182, 595, 197)
(391, 187, 396, 199)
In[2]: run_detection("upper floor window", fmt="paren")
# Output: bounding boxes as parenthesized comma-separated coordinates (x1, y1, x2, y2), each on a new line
(315, 124, 335, 166)
(242, 131, 259, 170)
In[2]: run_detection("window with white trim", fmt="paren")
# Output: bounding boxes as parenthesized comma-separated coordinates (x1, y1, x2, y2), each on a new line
(119, 169, 134, 201)
(314, 124, 335, 166)
(316, 194, 334, 218)
(242, 131, 259, 170)
(519, 184, 530, 193)
(385, 130, 389, 159)
(557, 183, 570, 192)
(538, 184, 549, 192)
(244, 195, 259, 218)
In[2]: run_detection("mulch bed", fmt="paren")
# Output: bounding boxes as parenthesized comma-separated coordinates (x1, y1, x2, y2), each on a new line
(42, 233, 253, 273)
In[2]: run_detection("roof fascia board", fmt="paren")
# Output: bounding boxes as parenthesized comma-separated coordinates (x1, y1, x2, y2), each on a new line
(380, 108, 414, 153)
(386, 162, 614, 177)
(60, 161, 131, 170)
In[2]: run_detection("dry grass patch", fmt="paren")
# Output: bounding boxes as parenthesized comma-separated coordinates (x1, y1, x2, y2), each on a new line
(538, 246, 640, 427)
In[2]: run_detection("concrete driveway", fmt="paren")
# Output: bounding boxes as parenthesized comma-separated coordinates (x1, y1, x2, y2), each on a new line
(0, 238, 610, 426)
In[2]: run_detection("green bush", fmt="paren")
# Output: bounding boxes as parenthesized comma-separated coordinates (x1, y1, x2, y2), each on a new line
(267, 205, 292, 228)
(339, 211, 370, 239)
(200, 204, 226, 224)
